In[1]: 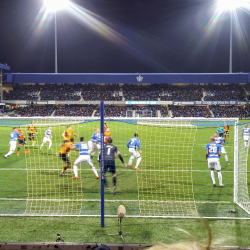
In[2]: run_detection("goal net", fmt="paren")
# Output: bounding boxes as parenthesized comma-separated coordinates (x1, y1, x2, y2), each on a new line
(0, 117, 249, 218)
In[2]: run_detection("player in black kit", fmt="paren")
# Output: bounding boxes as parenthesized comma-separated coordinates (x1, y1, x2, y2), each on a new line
(101, 137, 127, 193)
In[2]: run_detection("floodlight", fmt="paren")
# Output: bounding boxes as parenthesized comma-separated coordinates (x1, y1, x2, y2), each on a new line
(217, 0, 246, 12)
(44, 0, 69, 12)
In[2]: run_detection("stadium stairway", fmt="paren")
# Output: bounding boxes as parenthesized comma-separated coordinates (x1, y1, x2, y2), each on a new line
(209, 109, 214, 117)
(37, 91, 41, 101)
(168, 109, 172, 117)
(50, 110, 56, 116)
(92, 110, 96, 117)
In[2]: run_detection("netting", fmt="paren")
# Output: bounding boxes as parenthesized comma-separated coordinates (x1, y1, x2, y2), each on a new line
(0, 117, 250, 218)
(236, 122, 250, 214)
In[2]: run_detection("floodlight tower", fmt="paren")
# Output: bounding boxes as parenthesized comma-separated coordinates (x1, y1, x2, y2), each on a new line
(217, 0, 246, 73)
(44, 0, 69, 73)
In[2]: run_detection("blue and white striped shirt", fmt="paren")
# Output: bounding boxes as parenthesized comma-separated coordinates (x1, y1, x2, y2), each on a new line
(75, 142, 89, 156)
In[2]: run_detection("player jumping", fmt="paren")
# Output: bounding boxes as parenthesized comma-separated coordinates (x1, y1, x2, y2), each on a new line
(5, 127, 21, 158)
(62, 125, 78, 142)
(40, 126, 52, 150)
(205, 136, 223, 187)
(27, 123, 37, 146)
(127, 133, 142, 170)
(17, 126, 30, 156)
(58, 138, 75, 176)
(242, 124, 250, 148)
(214, 132, 229, 165)
(72, 137, 99, 179)
(224, 123, 229, 140)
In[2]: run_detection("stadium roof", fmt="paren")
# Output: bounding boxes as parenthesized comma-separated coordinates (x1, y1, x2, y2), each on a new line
(0, 63, 10, 71)
(7, 73, 250, 84)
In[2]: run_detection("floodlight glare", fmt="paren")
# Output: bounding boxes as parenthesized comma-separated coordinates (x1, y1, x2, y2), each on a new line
(44, 0, 69, 12)
(217, 0, 246, 12)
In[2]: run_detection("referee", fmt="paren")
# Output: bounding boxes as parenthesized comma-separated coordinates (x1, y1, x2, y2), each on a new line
(216, 125, 224, 138)
(101, 137, 126, 193)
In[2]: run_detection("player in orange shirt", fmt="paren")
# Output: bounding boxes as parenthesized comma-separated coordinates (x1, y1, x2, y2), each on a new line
(62, 125, 78, 142)
(104, 121, 108, 132)
(17, 126, 30, 156)
(104, 128, 111, 144)
(58, 138, 75, 176)
(224, 124, 229, 140)
(27, 123, 37, 146)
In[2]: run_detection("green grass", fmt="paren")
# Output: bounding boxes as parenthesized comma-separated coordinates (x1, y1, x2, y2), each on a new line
(0, 118, 250, 245)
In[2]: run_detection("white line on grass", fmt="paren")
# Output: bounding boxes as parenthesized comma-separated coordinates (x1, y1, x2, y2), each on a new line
(0, 198, 232, 204)
(0, 168, 237, 173)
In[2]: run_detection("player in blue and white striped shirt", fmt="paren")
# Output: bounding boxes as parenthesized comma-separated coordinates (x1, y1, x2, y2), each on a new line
(40, 126, 52, 150)
(88, 129, 101, 159)
(4, 127, 21, 158)
(242, 124, 250, 148)
(205, 136, 223, 187)
(72, 137, 99, 179)
(214, 132, 229, 165)
(127, 133, 142, 170)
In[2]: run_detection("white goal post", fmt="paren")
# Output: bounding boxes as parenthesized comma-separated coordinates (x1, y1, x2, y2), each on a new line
(0, 116, 249, 219)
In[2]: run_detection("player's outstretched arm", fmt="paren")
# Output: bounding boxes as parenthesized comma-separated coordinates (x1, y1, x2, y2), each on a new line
(73, 133, 79, 137)
(62, 131, 67, 140)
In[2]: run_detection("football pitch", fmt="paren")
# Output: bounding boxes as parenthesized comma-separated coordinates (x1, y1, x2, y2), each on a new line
(0, 118, 249, 219)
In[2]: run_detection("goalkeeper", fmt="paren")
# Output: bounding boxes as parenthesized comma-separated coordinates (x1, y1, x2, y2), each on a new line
(99, 137, 126, 193)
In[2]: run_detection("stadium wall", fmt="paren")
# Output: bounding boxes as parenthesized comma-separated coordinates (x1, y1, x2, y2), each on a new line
(7, 73, 250, 84)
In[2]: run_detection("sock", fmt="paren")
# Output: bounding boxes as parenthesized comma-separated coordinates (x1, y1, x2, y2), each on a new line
(217, 172, 223, 185)
(17, 147, 20, 152)
(128, 155, 135, 165)
(40, 143, 44, 149)
(49, 142, 52, 149)
(91, 151, 96, 156)
(73, 165, 78, 177)
(61, 166, 68, 173)
(224, 155, 228, 162)
(135, 157, 142, 168)
(91, 166, 98, 177)
(5, 150, 14, 157)
(113, 176, 117, 186)
(210, 171, 215, 184)
(104, 177, 108, 187)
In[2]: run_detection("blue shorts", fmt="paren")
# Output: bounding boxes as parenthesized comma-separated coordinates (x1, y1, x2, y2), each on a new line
(104, 161, 116, 174)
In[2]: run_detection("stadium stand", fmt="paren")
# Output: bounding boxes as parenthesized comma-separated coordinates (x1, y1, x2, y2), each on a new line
(54, 105, 97, 116)
(160, 106, 168, 117)
(160, 84, 203, 101)
(170, 105, 212, 118)
(204, 84, 247, 101)
(211, 105, 249, 118)
(2, 83, 250, 119)
(4, 84, 40, 100)
(40, 84, 81, 101)
(81, 84, 122, 101)
(123, 84, 161, 101)
(15, 106, 55, 117)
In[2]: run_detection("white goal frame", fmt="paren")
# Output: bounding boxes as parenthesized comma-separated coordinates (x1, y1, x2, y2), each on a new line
(0, 116, 249, 219)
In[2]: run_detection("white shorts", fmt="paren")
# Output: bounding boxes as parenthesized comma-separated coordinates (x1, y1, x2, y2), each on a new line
(208, 158, 221, 171)
(243, 136, 249, 142)
(43, 137, 51, 143)
(129, 148, 140, 158)
(74, 155, 93, 166)
(9, 141, 17, 151)
(88, 141, 100, 151)
(221, 146, 226, 154)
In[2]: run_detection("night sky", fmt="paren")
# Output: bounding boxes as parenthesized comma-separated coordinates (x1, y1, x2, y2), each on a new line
(0, 0, 250, 74)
